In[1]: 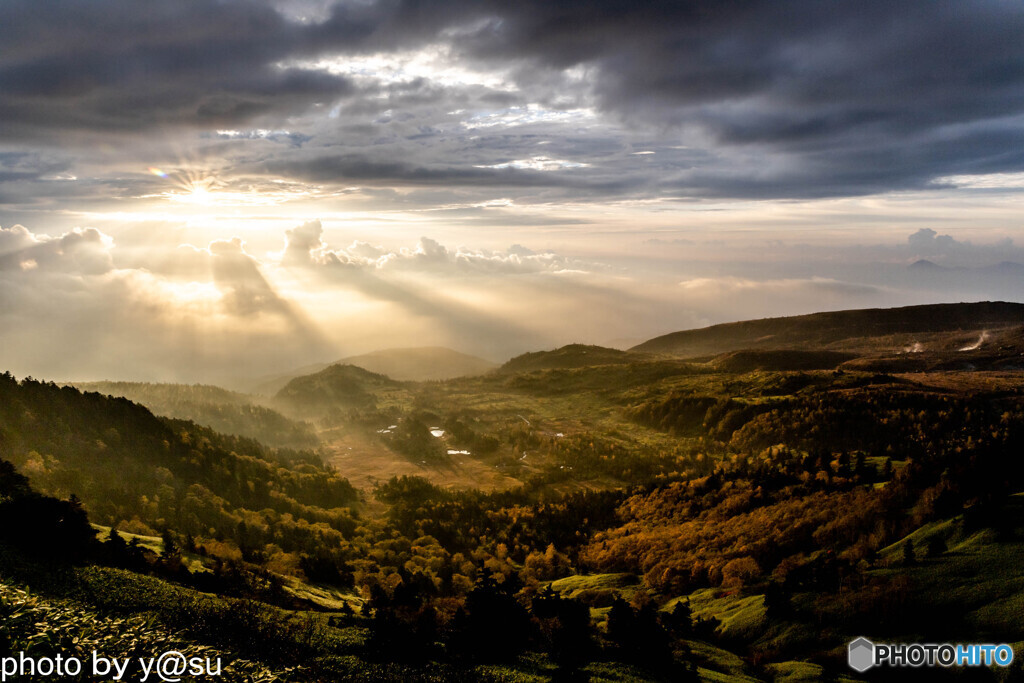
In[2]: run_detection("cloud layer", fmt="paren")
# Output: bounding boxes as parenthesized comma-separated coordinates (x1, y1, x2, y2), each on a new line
(2, 2, 1024, 382)
(3, 219, 1024, 383)
(1, 0, 1023, 204)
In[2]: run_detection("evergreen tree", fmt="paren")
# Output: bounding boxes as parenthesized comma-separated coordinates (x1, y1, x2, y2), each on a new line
(902, 541, 916, 566)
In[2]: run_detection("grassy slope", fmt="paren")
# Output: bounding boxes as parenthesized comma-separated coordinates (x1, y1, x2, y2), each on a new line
(0, 579, 285, 682)
(542, 491, 1024, 678)
(91, 524, 210, 574)
(632, 301, 1024, 357)
(0, 562, 701, 683)
(869, 498, 1024, 644)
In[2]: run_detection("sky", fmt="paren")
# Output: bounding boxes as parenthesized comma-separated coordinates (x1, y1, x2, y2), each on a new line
(2, 0, 1024, 384)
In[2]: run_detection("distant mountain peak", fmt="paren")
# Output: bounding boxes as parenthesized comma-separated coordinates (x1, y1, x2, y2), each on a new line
(336, 346, 497, 381)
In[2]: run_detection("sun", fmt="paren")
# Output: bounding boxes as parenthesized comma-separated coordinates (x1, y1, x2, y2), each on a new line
(168, 177, 219, 206)
(146, 166, 317, 208)
(182, 179, 215, 205)
(144, 166, 223, 206)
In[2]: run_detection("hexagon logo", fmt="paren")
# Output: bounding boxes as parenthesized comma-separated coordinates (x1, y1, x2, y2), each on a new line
(848, 637, 875, 672)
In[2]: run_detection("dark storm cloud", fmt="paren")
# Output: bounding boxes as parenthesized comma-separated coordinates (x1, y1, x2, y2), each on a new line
(261, 153, 630, 194)
(2, 0, 1024, 198)
(417, 0, 1024, 197)
(0, 0, 354, 139)
(306, 0, 1024, 197)
(0, 152, 71, 184)
(424, 0, 1024, 130)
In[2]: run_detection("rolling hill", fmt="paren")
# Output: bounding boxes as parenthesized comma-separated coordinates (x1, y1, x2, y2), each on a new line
(632, 301, 1024, 357)
(272, 363, 401, 417)
(0, 372, 357, 547)
(70, 381, 318, 448)
(335, 346, 497, 382)
(249, 347, 496, 394)
(7, 301, 1024, 680)
(709, 349, 858, 373)
(499, 344, 647, 373)
(245, 362, 331, 396)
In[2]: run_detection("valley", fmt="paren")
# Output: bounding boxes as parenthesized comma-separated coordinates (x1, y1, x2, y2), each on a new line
(3, 302, 1024, 681)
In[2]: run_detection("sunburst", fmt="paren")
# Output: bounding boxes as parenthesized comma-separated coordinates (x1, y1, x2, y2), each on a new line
(145, 166, 314, 207)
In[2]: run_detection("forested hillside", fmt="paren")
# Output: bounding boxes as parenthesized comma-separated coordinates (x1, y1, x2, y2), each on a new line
(72, 381, 318, 448)
(0, 374, 358, 580)
(5, 303, 1024, 680)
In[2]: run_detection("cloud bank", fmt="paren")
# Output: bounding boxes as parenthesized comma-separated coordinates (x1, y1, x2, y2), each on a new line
(3, 220, 1024, 383)
(1, 0, 1023, 205)
(2, 2, 1024, 382)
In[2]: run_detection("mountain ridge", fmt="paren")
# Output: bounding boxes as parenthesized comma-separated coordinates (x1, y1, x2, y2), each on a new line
(335, 346, 497, 382)
(632, 301, 1024, 357)
(249, 346, 496, 394)
(499, 343, 647, 373)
